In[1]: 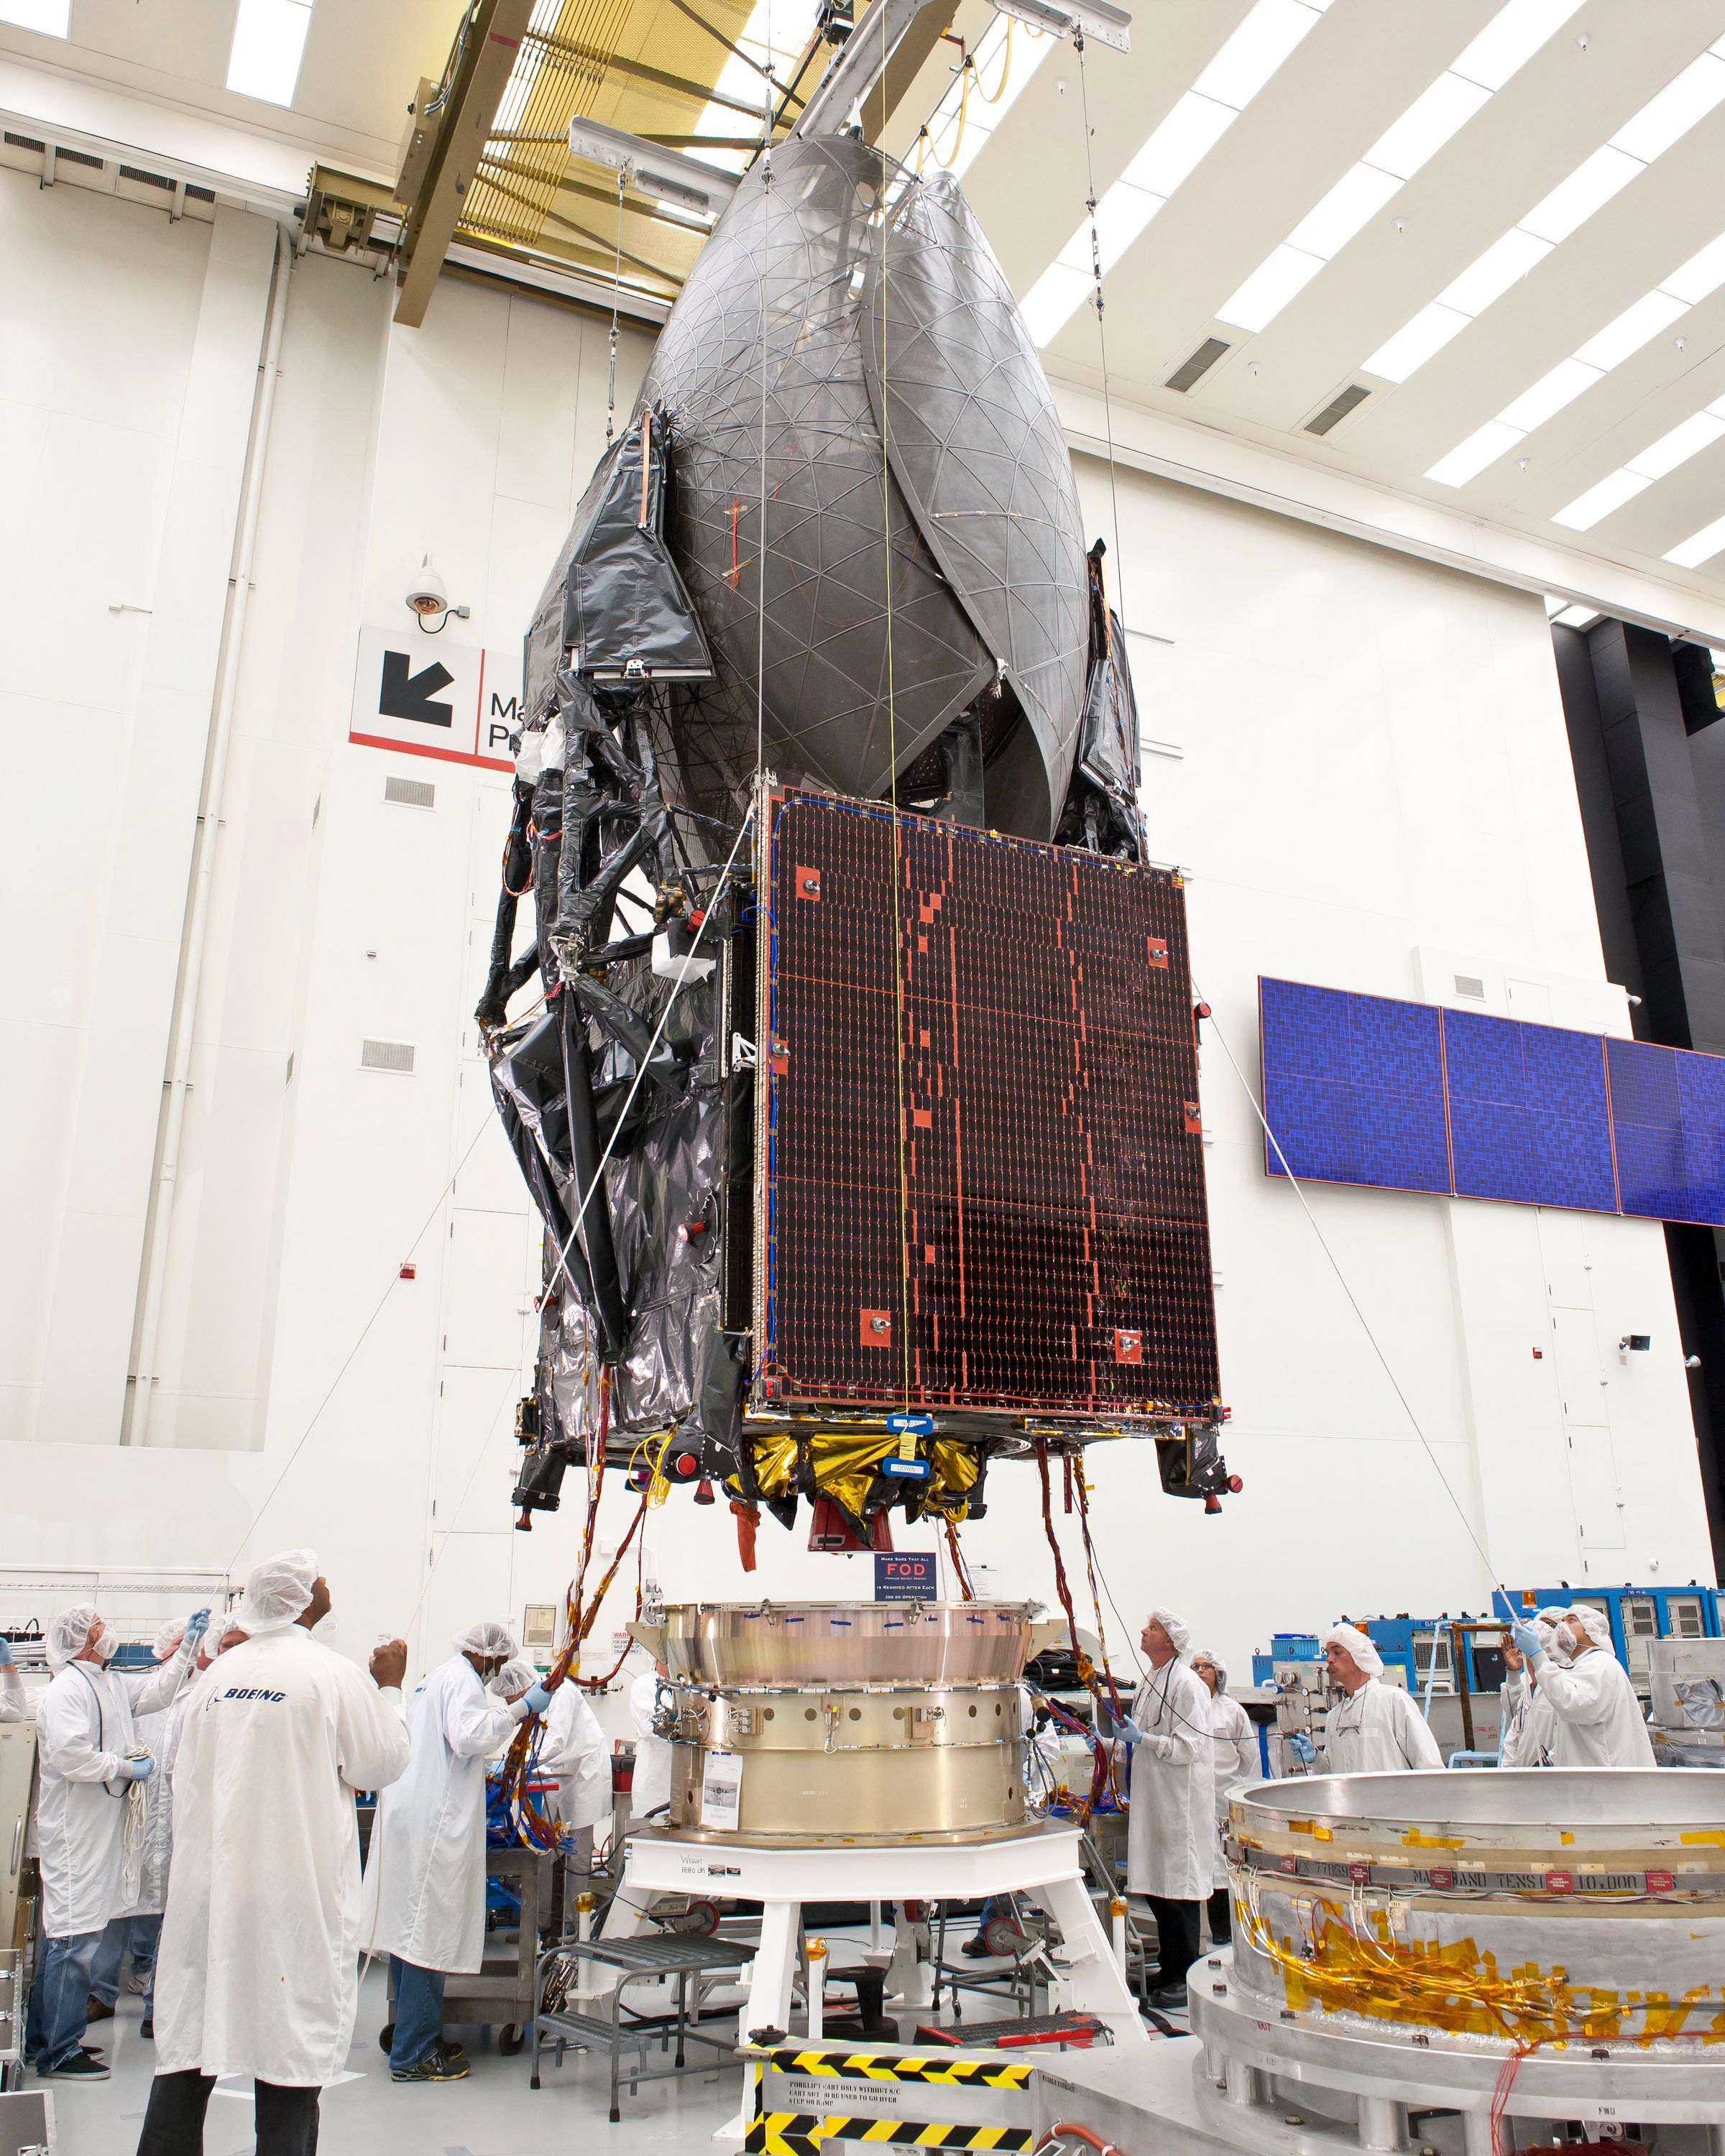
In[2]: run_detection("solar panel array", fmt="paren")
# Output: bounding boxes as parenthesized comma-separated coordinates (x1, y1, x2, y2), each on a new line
(761, 791, 1222, 1420)
(1260, 977, 1725, 1227)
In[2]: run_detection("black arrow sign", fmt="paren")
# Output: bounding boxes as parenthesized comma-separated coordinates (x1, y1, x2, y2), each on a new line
(379, 651, 455, 727)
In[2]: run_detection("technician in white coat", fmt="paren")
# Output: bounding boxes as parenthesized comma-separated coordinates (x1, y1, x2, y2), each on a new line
(1319, 1624, 1444, 1774)
(629, 1658, 674, 1823)
(137, 1549, 410, 2156)
(540, 1667, 612, 1892)
(1190, 1649, 1256, 1948)
(1513, 1607, 1655, 1767)
(0, 1636, 35, 1721)
(357, 1620, 546, 2083)
(1119, 1608, 1213, 2009)
(1499, 1611, 1565, 1768)
(24, 1603, 202, 2081)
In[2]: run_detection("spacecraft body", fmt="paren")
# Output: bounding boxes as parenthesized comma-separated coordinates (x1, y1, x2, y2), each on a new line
(479, 123, 1228, 1547)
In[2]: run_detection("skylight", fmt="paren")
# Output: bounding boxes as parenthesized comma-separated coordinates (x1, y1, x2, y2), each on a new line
(1020, 0, 1332, 351)
(226, 0, 313, 108)
(1215, 0, 1582, 338)
(1420, 229, 1725, 489)
(1548, 393, 1725, 531)
(0, 0, 68, 32)
(688, 0, 825, 172)
(1369, 34, 1725, 387)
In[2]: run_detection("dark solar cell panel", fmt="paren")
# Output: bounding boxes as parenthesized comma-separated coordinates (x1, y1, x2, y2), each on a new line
(1608, 1037, 1725, 1226)
(1445, 1010, 1616, 1213)
(763, 791, 1220, 1418)
(1259, 978, 1450, 1194)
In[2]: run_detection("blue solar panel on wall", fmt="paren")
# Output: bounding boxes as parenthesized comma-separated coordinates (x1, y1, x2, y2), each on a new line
(1607, 1038, 1725, 1227)
(1259, 978, 1450, 1194)
(1443, 1009, 1617, 1215)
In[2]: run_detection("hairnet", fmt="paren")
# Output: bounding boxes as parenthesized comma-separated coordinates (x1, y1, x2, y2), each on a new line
(215, 1618, 249, 1654)
(236, 1549, 319, 1635)
(1147, 1607, 1191, 1655)
(1532, 1607, 1571, 1667)
(1324, 1623, 1384, 1677)
(454, 1619, 518, 1662)
(46, 1603, 101, 1672)
(153, 1618, 188, 1662)
(494, 1658, 537, 1699)
(1191, 1648, 1227, 1692)
(1566, 1605, 1613, 1654)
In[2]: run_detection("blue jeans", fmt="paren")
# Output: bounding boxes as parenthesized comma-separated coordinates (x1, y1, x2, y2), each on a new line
(131, 1912, 164, 2020)
(27, 1929, 104, 2070)
(89, 1915, 129, 2007)
(389, 1956, 446, 2072)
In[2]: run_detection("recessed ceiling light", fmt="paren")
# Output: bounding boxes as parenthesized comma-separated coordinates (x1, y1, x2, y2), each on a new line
(1663, 512, 1725, 569)
(1216, 0, 1583, 341)
(1551, 468, 1652, 531)
(1424, 420, 1524, 488)
(1363, 38, 1725, 406)
(1626, 407, 1725, 481)
(0, 0, 68, 29)
(1552, 604, 1603, 628)
(1021, 0, 1330, 348)
(1366, 302, 1471, 384)
(227, 0, 313, 106)
(1496, 357, 1602, 433)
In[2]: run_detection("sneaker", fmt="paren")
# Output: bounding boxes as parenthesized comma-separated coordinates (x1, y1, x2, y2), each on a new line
(1149, 1982, 1189, 2010)
(141, 2019, 155, 2040)
(392, 2049, 470, 2083)
(960, 1938, 993, 1959)
(40, 2050, 110, 2080)
(435, 2037, 466, 2065)
(85, 1996, 116, 2022)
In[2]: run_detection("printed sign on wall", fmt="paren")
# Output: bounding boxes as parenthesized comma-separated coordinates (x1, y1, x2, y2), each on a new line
(349, 624, 521, 771)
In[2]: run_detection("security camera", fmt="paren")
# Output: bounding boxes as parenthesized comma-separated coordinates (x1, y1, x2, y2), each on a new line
(405, 554, 470, 631)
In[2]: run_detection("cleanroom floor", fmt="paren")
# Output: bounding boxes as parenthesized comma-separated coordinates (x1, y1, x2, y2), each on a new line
(49, 1934, 1184, 2156)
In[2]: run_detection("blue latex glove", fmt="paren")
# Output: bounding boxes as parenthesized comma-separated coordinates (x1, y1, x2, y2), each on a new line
(1287, 1733, 1317, 1766)
(1116, 1716, 1146, 1749)
(0, 1638, 12, 1667)
(184, 1607, 211, 1646)
(524, 1683, 553, 1715)
(1511, 1620, 1543, 1662)
(126, 1757, 156, 1784)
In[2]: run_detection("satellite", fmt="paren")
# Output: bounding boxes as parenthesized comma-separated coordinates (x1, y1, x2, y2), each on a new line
(476, 0, 1231, 1559)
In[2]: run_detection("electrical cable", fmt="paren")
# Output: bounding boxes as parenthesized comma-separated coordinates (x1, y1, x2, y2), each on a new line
(1073, 31, 1128, 634)
(1194, 987, 1505, 1594)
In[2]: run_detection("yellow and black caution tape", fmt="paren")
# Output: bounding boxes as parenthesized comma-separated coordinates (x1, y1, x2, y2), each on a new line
(746, 2114, 824, 2156)
(827, 2122, 1034, 2147)
(773, 2050, 1033, 2088)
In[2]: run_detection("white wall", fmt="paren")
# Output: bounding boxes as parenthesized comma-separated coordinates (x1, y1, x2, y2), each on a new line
(1, 166, 1715, 1703)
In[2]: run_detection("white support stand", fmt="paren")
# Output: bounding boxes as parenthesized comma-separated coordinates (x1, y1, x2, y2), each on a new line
(613, 1822, 1146, 2143)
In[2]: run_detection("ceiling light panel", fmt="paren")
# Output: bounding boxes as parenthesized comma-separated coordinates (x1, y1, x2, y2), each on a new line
(1217, 0, 1583, 338)
(1552, 604, 1604, 627)
(226, 0, 313, 107)
(1420, 221, 1725, 489)
(0, 0, 68, 29)
(1665, 512, 1725, 569)
(1021, 0, 1331, 349)
(1550, 395, 1725, 529)
(1374, 34, 1725, 386)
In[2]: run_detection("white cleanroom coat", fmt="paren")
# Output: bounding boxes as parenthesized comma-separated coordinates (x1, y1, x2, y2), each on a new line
(1205, 1694, 1258, 1823)
(357, 1654, 526, 1973)
(1126, 1659, 1215, 1898)
(541, 1681, 612, 1833)
(629, 1669, 674, 1820)
(1534, 1646, 1655, 1767)
(34, 1651, 193, 1937)
(1499, 1674, 1558, 1768)
(1323, 1680, 1443, 1774)
(0, 1665, 37, 1721)
(116, 1697, 175, 1919)
(154, 1629, 409, 2086)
